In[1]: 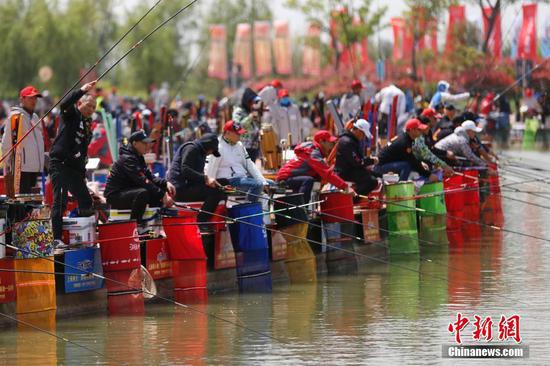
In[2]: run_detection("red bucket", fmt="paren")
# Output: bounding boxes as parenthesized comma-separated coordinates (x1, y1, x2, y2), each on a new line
(145, 238, 172, 280)
(488, 163, 500, 193)
(163, 214, 206, 260)
(172, 259, 207, 291)
(320, 192, 354, 223)
(462, 170, 480, 205)
(181, 203, 227, 232)
(107, 293, 144, 315)
(444, 175, 464, 212)
(104, 268, 142, 293)
(446, 210, 464, 231)
(463, 203, 481, 221)
(98, 221, 141, 272)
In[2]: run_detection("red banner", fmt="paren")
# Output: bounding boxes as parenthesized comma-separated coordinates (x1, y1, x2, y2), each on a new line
(233, 23, 252, 79)
(254, 21, 272, 77)
(483, 7, 502, 60)
(445, 5, 465, 54)
(302, 23, 321, 76)
(273, 20, 292, 75)
(517, 3, 537, 60)
(391, 18, 412, 61)
(208, 25, 228, 80)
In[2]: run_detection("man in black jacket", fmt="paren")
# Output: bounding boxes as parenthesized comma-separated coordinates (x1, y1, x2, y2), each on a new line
(334, 119, 379, 195)
(168, 133, 226, 232)
(374, 119, 439, 182)
(105, 130, 176, 224)
(50, 80, 97, 248)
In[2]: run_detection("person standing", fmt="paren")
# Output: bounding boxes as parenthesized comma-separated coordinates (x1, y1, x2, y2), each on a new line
(265, 89, 303, 147)
(232, 88, 263, 162)
(2, 86, 45, 196)
(49, 81, 98, 249)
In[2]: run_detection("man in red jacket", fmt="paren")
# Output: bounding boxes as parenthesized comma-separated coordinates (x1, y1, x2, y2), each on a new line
(276, 130, 353, 203)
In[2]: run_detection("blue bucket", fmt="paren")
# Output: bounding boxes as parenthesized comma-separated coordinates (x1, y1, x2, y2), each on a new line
(235, 250, 270, 277)
(228, 203, 269, 252)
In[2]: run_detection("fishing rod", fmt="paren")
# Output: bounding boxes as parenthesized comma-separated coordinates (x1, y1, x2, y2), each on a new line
(0, 0, 167, 167)
(0, 241, 286, 345)
(95, 0, 200, 83)
(493, 59, 549, 103)
(0, 312, 125, 365)
(174, 201, 532, 307)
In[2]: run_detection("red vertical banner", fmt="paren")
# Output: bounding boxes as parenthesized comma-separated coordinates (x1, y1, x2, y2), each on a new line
(518, 3, 538, 60)
(254, 21, 272, 77)
(391, 18, 405, 59)
(273, 20, 292, 75)
(208, 25, 228, 80)
(233, 23, 252, 80)
(483, 7, 502, 60)
(303, 23, 321, 76)
(445, 5, 465, 54)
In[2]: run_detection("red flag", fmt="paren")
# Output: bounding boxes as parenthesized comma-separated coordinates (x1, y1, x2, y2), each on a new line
(233, 23, 252, 79)
(518, 3, 538, 60)
(273, 20, 292, 75)
(483, 7, 502, 60)
(208, 25, 227, 80)
(253, 21, 272, 77)
(391, 18, 413, 61)
(445, 5, 465, 54)
(303, 23, 321, 76)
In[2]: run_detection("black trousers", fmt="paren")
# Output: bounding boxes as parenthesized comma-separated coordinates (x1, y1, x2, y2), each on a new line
(284, 176, 315, 203)
(107, 188, 162, 224)
(341, 170, 378, 196)
(175, 183, 227, 223)
(50, 160, 93, 240)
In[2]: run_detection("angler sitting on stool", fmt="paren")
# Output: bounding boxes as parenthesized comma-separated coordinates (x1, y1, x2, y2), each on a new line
(205, 120, 268, 202)
(374, 119, 439, 182)
(168, 133, 225, 233)
(276, 130, 353, 203)
(334, 119, 380, 196)
(104, 130, 175, 231)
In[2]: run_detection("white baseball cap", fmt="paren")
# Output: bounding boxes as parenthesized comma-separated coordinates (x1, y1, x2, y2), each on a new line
(353, 119, 372, 139)
(461, 120, 482, 133)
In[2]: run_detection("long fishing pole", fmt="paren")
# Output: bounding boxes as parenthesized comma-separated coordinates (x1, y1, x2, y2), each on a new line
(96, 0, 200, 82)
(493, 59, 549, 103)
(174, 202, 532, 307)
(0, 241, 286, 345)
(0, 0, 167, 166)
(0, 312, 125, 365)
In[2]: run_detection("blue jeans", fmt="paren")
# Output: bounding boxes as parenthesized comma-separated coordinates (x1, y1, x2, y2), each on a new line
(374, 161, 412, 181)
(228, 177, 264, 202)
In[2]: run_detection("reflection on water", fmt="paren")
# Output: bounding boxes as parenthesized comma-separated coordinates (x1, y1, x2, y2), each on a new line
(2, 177, 550, 364)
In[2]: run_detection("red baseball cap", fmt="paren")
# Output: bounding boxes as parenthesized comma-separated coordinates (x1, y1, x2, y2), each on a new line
(223, 120, 246, 135)
(314, 130, 337, 144)
(278, 89, 289, 98)
(421, 108, 442, 119)
(351, 79, 363, 89)
(405, 118, 429, 131)
(271, 79, 283, 88)
(20, 86, 43, 98)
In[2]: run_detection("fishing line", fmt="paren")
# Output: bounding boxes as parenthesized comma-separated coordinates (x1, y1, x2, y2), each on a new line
(175, 202, 531, 306)
(0, 241, 287, 345)
(0, 311, 125, 365)
(0, 0, 166, 166)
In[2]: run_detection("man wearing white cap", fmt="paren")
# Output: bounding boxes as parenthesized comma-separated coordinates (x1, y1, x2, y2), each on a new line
(434, 120, 488, 167)
(334, 119, 379, 196)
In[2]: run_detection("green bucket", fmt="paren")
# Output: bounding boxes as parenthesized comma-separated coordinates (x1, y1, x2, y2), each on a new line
(388, 231, 419, 254)
(417, 182, 446, 216)
(387, 211, 418, 233)
(385, 182, 416, 213)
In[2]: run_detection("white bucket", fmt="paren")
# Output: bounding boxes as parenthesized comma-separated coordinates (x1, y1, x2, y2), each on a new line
(62, 216, 97, 245)
(0, 219, 5, 258)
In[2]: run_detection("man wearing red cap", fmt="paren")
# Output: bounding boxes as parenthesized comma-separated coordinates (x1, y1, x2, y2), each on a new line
(339, 79, 364, 121)
(2, 86, 45, 196)
(264, 88, 303, 147)
(277, 130, 352, 203)
(374, 119, 439, 182)
(206, 120, 267, 203)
